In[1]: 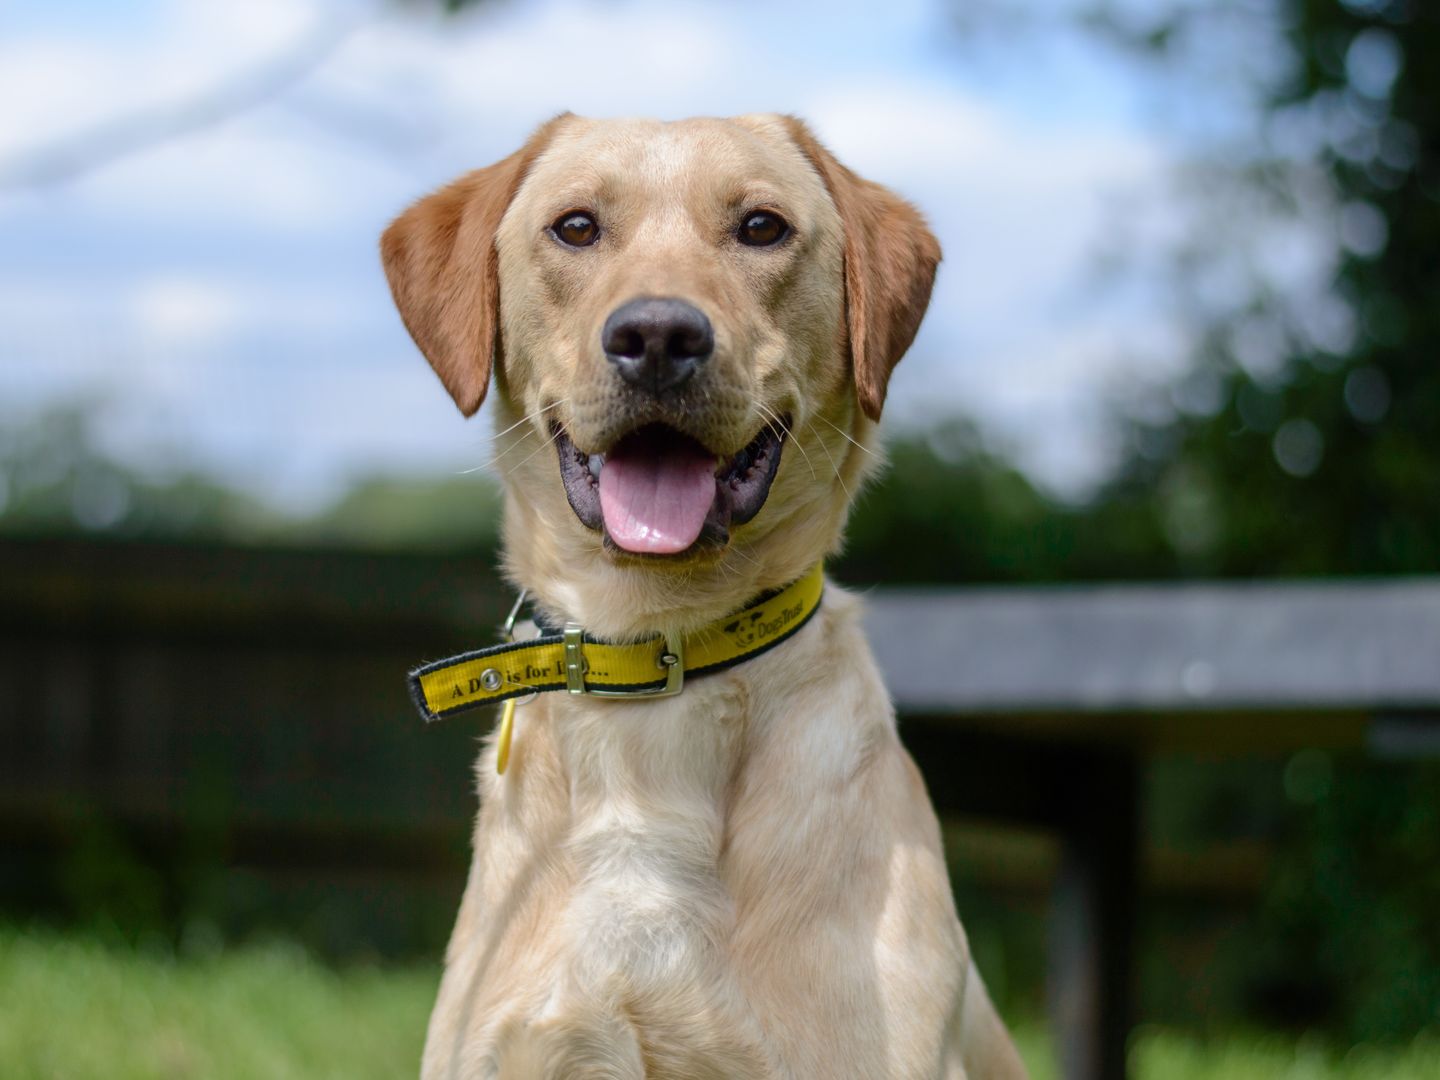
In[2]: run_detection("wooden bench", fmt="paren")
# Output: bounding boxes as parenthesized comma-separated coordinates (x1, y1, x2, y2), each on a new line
(866, 579, 1440, 1079)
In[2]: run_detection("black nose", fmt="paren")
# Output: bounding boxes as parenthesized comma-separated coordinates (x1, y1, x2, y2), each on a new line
(602, 297, 713, 395)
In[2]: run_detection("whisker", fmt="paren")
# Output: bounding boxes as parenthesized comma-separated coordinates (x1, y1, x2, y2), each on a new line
(463, 399, 569, 474)
(487, 399, 567, 445)
(755, 402, 789, 443)
(815, 413, 874, 458)
(500, 424, 564, 480)
(752, 408, 782, 463)
(806, 420, 851, 501)
(757, 403, 817, 482)
(474, 425, 538, 472)
(725, 543, 760, 569)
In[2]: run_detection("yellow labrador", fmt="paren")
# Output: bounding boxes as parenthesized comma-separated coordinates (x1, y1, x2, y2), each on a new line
(383, 114, 1028, 1080)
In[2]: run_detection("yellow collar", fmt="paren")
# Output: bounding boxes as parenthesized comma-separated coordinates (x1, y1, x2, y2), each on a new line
(408, 564, 825, 727)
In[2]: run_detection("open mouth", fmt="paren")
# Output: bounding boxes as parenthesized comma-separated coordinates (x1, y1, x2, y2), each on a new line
(556, 419, 787, 556)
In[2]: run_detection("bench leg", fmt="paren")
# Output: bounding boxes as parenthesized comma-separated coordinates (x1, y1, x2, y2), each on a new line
(1048, 749, 1139, 1080)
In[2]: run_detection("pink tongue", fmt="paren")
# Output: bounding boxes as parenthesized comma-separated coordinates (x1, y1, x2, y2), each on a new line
(599, 437, 717, 554)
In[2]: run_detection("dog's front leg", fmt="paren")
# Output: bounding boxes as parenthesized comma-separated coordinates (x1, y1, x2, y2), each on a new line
(488, 983, 791, 1080)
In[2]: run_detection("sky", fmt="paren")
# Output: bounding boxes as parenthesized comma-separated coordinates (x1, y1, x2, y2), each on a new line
(0, 0, 1205, 509)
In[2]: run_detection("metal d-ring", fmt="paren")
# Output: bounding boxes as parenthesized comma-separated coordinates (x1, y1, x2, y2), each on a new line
(500, 588, 529, 642)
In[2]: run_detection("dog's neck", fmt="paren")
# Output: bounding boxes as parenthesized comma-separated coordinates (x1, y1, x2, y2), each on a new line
(520, 552, 822, 645)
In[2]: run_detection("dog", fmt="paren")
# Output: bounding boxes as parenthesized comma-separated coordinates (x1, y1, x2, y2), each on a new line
(383, 113, 1029, 1080)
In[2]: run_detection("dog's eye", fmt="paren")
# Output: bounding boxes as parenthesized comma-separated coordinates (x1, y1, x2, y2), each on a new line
(738, 211, 789, 247)
(552, 211, 599, 248)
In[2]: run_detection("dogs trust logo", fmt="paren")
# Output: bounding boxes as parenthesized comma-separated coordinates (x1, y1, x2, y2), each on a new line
(723, 600, 804, 648)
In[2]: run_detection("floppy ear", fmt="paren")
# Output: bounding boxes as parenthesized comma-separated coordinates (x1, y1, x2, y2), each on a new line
(380, 115, 569, 416)
(782, 117, 941, 422)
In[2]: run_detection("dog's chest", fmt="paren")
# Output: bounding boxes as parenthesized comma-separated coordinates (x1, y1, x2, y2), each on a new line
(549, 684, 744, 992)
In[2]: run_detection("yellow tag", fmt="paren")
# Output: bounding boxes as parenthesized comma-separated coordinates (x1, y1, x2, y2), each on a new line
(496, 697, 516, 775)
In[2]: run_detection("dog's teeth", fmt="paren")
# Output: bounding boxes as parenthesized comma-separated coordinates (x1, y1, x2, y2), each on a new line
(588, 454, 604, 480)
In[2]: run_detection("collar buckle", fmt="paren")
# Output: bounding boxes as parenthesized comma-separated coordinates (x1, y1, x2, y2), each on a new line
(563, 623, 686, 699)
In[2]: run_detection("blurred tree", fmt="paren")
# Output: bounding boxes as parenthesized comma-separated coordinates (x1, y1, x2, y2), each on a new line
(832, 420, 1175, 586)
(0, 402, 275, 541)
(1074, 0, 1440, 1040)
(0, 402, 501, 553)
(308, 474, 502, 551)
(1093, 0, 1438, 576)
(1256, 756, 1440, 1039)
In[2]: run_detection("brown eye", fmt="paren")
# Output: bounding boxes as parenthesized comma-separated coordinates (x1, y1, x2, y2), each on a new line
(553, 211, 599, 247)
(738, 210, 788, 247)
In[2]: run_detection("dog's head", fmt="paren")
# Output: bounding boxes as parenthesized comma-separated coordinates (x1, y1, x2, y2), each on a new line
(382, 114, 938, 633)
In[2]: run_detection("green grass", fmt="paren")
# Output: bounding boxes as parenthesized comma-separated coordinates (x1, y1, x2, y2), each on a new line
(0, 928, 436, 1079)
(1007, 1021, 1440, 1080)
(3, 927, 1437, 1079)
(1126, 1028, 1440, 1080)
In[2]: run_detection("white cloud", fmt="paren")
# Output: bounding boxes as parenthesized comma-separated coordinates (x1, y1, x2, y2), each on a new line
(808, 83, 1158, 183)
(169, 0, 327, 58)
(0, 0, 379, 227)
(68, 120, 398, 230)
(0, 1, 337, 155)
(130, 277, 246, 351)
